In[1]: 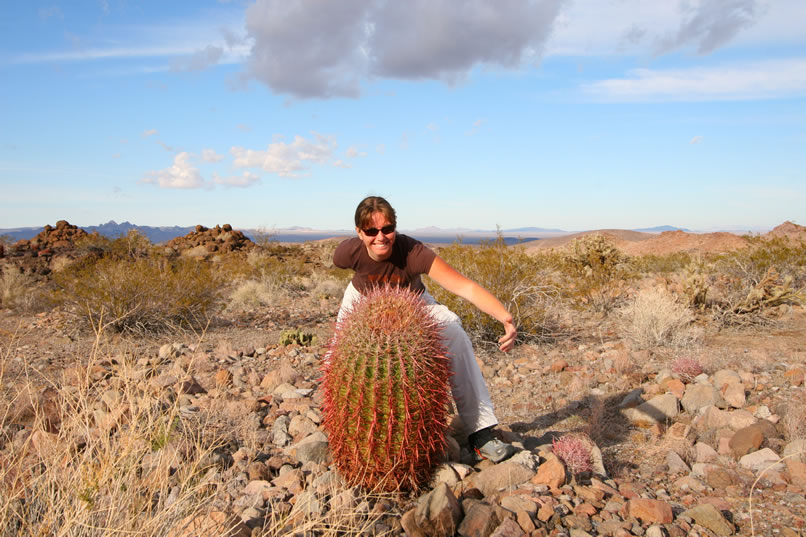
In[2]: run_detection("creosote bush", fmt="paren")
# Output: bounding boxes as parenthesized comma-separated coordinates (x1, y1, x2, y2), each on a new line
(52, 255, 221, 334)
(0, 264, 47, 312)
(425, 235, 565, 346)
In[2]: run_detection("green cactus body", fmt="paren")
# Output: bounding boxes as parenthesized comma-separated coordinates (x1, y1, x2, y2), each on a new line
(321, 285, 452, 491)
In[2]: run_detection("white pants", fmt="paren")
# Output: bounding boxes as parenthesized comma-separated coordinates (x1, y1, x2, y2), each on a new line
(338, 282, 498, 436)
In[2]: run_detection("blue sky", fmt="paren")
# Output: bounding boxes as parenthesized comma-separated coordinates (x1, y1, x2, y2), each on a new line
(1, 0, 804, 232)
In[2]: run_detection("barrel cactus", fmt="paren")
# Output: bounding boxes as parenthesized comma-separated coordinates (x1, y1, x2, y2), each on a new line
(321, 285, 452, 491)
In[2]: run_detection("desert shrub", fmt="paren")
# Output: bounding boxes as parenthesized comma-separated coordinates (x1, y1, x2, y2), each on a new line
(424, 235, 566, 346)
(617, 286, 701, 349)
(671, 356, 704, 383)
(552, 433, 594, 475)
(633, 251, 695, 274)
(562, 234, 633, 312)
(52, 255, 221, 334)
(0, 264, 47, 312)
(74, 229, 153, 259)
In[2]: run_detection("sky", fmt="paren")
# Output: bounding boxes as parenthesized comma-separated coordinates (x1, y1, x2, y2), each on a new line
(1, 0, 805, 233)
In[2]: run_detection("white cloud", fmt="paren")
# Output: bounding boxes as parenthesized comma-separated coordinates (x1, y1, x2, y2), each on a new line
(38, 6, 62, 19)
(142, 152, 207, 189)
(231, 132, 337, 177)
(213, 171, 261, 187)
(202, 148, 225, 162)
(465, 118, 485, 136)
(157, 140, 175, 152)
(333, 160, 350, 168)
(244, 0, 564, 99)
(376, 143, 385, 154)
(345, 146, 366, 158)
(655, 0, 761, 55)
(426, 123, 439, 132)
(582, 59, 806, 101)
(171, 45, 224, 72)
(143, 129, 158, 137)
(690, 135, 704, 144)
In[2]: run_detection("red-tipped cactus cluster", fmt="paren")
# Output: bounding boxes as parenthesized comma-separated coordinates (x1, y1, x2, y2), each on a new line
(552, 434, 594, 476)
(321, 285, 452, 491)
(672, 356, 703, 383)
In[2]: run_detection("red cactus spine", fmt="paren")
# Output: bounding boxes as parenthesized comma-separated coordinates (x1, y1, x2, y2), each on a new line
(321, 285, 452, 491)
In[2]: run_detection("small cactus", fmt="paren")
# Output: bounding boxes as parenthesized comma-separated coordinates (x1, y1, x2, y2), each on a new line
(279, 328, 317, 346)
(552, 434, 593, 476)
(672, 356, 703, 383)
(321, 285, 451, 491)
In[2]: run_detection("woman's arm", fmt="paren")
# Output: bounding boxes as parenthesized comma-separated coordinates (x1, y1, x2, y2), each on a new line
(427, 255, 518, 352)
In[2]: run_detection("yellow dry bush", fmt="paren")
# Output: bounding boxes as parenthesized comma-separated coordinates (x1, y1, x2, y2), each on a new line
(0, 264, 48, 312)
(617, 286, 701, 349)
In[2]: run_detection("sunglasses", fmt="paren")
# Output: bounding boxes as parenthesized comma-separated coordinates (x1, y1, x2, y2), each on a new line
(361, 224, 396, 237)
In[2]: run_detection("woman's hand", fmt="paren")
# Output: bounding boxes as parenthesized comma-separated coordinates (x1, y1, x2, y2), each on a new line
(498, 319, 517, 352)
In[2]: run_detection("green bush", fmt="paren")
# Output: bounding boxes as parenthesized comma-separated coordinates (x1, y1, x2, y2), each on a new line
(425, 235, 564, 346)
(52, 255, 222, 334)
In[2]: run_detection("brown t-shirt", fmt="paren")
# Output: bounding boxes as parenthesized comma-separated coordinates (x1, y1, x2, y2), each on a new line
(333, 234, 437, 294)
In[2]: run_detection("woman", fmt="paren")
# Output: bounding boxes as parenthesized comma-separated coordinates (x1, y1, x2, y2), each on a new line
(333, 196, 517, 463)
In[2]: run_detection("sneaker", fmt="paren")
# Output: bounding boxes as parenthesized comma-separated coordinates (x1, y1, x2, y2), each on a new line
(474, 438, 516, 463)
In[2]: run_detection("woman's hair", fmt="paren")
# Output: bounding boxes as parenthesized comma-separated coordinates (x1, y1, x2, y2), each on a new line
(354, 196, 397, 229)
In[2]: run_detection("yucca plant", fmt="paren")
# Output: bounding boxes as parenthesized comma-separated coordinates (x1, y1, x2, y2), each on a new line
(321, 285, 452, 491)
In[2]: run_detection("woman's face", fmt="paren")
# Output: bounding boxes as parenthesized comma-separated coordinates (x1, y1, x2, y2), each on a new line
(357, 211, 396, 261)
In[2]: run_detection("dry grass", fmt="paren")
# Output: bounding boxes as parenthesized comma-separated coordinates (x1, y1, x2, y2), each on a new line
(617, 285, 701, 349)
(0, 335, 230, 536)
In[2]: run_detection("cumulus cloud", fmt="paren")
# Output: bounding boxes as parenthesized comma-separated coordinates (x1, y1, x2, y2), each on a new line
(243, 0, 565, 99)
(202, 148, 225, 162)
(582, 59, 806, 101)
(231, 132, 337, 177)
(655, 0, 762, 55)
(213, 171, 261, 187)
(142, 152, 207, 189)
(143, 129, 158, 137)
(690, 135, 704, 144)
(171, 45, 224, 72)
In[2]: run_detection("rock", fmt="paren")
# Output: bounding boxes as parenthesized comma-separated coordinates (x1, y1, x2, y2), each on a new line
(470, 461, 535, 497)
(704, 467, 739, 488)
(215, 369, 233, 387)
(682, 384, 724, 414)
(531, 452, 566, 490)
(660, 377, 686, 399)
(623, 393, 679, 427)
(627, 499, 673, 524)
(721, 382, 746, 408)
(401, 509, 428, 537)
(729, 424, 764, 457)
(694, 406, 731, 431)
(712, 369, 742, 390)
(739, 447, 783, 472)
(618, 388, 644, 409)
(490, 518, 526, 537)
(459, 500, 498, 537)
(783, 439, 806, 486)
(681, 503, 734, 536)
(666, 450, 691, 474)
(294, 440, 330, 465)
(726, 409, 757, 430)
(246, 461, 269, 481)
(414, 482, 462, 537)
(500, 496, 538, 516)
(694, 442, 720, 463)
(431, 464, 461, 488)
(784, 367, 805, 386)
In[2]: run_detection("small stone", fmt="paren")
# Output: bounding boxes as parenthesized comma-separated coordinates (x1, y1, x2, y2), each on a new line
(680, 503, 734, 536)
(531, 453, 566, 490)
(721, 382, 746, 408)
(739, 447, 783, 472)
(414, 482, 462, 537)
(682, 384, 724, 414)
(459, 500, 498, 537)
(729, 424, 764, 457)
(627, 499, 673, 524)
